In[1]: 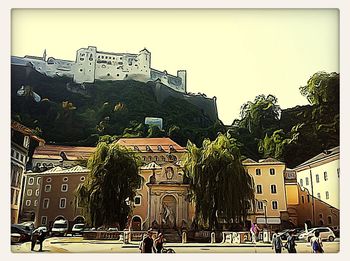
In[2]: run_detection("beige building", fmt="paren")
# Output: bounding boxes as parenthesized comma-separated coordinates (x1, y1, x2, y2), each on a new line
(242, 158, 288, 228)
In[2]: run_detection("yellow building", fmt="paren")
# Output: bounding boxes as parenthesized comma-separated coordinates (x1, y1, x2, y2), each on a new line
(242, 158, 288, 228)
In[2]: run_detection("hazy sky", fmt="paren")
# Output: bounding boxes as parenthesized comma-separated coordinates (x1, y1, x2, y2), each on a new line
(11, 9, 339, 125)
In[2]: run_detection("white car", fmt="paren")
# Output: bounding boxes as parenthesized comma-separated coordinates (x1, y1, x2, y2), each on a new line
(51, 220, 69, 237)
(298, 227, 336, 242)
(71, 223, 85, 236)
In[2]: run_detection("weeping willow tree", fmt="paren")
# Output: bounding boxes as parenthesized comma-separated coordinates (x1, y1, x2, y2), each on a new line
(75, 142, 142, 229)
(183, 133, 255, 230)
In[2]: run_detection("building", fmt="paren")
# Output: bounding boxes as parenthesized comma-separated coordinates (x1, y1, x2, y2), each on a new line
(115, 138, 195, 231)
(11, 121, 45, 224)
(20, 166, 89, 228)
(242, 158, 289, 229)
(295, 146, 339, 209)
(11, 47, 187, 93)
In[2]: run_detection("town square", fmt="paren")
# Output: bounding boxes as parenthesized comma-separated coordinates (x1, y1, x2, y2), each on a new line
(9, 8, 340, 254)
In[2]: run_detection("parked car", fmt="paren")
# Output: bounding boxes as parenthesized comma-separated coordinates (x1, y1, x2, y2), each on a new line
(107, 227, 119, 231)
(11, 225, 31, 244)
(298, 227, 336, 242)
(51, 220, 69, 237)
(72, 223, 85, 235)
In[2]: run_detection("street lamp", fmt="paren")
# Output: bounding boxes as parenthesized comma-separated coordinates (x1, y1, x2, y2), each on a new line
(262, 200, 268, 228)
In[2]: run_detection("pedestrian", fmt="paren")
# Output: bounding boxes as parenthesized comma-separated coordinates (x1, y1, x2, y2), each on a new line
(154, 233, 165, 253)
(285, 230, 297, 253)
(139, 234, 146, 253)
(254, 223, 261, 242)
(37, 228, 47, 252)
(141, 229, 156, 253)
(250, 223, 256, 244)
(30, 228, 40, 251)
(271, 230, 283, 253)
(310, 231, 324, 253)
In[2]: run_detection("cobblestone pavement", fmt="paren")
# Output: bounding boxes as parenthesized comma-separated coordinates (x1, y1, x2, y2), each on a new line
(11, 237, 340, 253)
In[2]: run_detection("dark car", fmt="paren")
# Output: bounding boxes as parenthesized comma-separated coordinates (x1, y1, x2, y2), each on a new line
(11, 225, 31, 244)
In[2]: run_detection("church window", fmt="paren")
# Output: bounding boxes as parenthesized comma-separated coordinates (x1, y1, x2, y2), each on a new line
(134, 196, 141, 206)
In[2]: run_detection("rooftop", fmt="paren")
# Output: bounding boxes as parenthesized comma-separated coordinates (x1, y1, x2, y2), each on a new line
(11, 120, 45, 143)
(41, 165, 89, 174)
(33, 144, 95, 161)
(295, 146, 339, 169)
(116, 137, 186, 153)
(242, 157, 285, 166)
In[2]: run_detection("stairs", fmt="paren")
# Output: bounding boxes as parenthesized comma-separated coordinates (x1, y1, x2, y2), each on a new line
(161, 228, 182, 243)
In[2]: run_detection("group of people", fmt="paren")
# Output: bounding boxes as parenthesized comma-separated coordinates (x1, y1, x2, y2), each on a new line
(271, 230, 324, 254)
(139, 230, 166, 253)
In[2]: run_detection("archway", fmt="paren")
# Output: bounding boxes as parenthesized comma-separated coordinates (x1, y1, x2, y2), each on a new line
(131, 216, 142, 231)
(54, 215, 66, 221)
(161, 195, 177, 228)
(74, 216, 85, 224)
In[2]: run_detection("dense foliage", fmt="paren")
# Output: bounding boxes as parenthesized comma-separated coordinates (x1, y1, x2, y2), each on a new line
(11, 65, 224, 147)
(75, 142, 142, 228)
(183, 133, 255, 230)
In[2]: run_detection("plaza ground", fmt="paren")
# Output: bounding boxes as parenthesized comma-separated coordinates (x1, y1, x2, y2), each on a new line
(11, 237, 340, 253)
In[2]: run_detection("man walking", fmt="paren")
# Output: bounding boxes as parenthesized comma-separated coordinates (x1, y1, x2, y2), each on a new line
(141, 229, 156, 253)
(271, 230, 283, 253)
(30, 228, 39, 251)
(285, 230, 297, 253)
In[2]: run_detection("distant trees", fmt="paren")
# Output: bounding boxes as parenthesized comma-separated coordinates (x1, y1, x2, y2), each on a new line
(75, 142, 142, 229)
(183, 133, 255, 230)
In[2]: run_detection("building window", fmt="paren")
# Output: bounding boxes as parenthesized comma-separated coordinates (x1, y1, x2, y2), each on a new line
(325, 191, 329, 199)
(28, 177, 34, 185)
(154, 156, 158, 161)
(256, 169, 261, 176)
(34, 200, 38, 207)
(80, 176, 85, 182)
(61, 184, 68, 192)
(319, 213, 323, 218)
(317, 193, 321, 199)
(45, 185, 51, 192)
(46, 177, 52, 183)
(300, 179, 303, 187)
(328, 216, 332, 225)
(337, 168, 340, 178)
(41, 216, 47, 225)
(59, 198, 67, 209)
(272, 201, 278, 210)
(37, 177, 41, 185)
(20, 154, 24, 163)
(315, 174, 319, 183)
(23, 136, 30, 148)
(324, 171, 328, 181)
(301, 196, 305, 203)
(35, 188, 40, 197)
(148, 156, 152, 161)
(43, 198, 49, 209)
(63, 177, 68, 182)
(271, 184, 277, 194)
(305, 177, 309, 186)
(307, 195, 310, 203)
(142, 156, 146, 161)
(269, 168, 275, 175)
(256, 185, 262, 194)
(27, 189, 32, 196)
(25, 200, 31, 206)
(134, 196, 141, 206)
(257, 201, 264, 210)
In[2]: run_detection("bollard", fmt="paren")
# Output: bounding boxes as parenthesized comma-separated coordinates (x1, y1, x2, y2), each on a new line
(211, 232, 215, 244)
(182, 231, 187, 244)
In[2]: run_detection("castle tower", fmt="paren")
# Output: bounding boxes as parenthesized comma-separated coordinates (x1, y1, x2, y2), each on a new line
(43, 49, 47, 61)
(177, 70, 187, 93)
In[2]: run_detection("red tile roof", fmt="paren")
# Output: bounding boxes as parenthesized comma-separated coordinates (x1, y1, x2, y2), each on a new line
(116, 137, 186, 153)
(11, 120, 45, 143)
(33, 145, 95, 160)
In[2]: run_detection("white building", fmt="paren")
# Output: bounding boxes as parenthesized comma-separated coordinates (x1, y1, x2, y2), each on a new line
(11, 47, 187, 93)
(294, 146, 339, 209)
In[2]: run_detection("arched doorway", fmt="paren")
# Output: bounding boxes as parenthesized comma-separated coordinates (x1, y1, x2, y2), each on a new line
(131, 216, 142, 231)
(54, 215, 66, 221)
(74, 216, 85, 224)
(161, 195, 177, 228)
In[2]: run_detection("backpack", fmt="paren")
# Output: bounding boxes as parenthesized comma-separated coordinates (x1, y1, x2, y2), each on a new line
(312, 239, 321, 252)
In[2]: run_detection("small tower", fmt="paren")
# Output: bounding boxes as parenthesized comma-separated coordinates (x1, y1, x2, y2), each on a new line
(42, 49, 47, 61)
(177, 70, 187, 93)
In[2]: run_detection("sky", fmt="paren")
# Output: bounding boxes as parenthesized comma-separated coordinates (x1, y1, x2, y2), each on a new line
(11, 9, 339, 125)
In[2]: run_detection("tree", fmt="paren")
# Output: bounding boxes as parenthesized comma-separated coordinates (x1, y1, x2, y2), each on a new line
(75, 142, 142, 229)
(183, 133, 255, 230)
(299, 71, 339, 107)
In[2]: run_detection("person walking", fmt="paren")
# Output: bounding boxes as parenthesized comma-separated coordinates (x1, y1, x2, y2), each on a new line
(30, 228, 40, 251)
(37, 228, 47, 252)
(285, 230, 297, 253)
(141, 229, 156, 253)
(310, 231, 324, 253)
(250, 223, 257, 244)
(271, 230, 283, 253)
(154, 233, 165, 253)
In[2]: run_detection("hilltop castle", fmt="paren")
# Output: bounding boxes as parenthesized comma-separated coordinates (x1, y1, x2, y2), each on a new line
(11, 46, 187, 93)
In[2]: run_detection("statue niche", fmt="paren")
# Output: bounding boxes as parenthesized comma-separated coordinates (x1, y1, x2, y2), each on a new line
(160, 195, 176, 228)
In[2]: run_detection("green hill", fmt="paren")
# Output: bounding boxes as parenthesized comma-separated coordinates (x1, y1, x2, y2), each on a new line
(11, 65, 225, 147)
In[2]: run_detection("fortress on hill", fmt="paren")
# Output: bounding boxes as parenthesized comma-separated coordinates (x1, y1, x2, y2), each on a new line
(11, 46, 187, 93)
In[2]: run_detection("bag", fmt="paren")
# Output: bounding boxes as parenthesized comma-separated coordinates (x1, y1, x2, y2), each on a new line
(312, 239, 322, 252)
